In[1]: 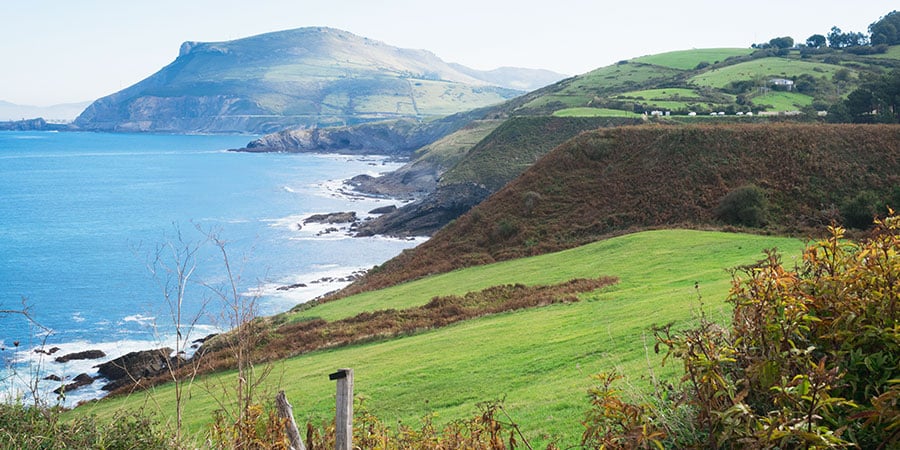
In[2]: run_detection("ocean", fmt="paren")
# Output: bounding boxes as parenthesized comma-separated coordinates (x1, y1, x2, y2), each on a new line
(0, 131, 422, 405)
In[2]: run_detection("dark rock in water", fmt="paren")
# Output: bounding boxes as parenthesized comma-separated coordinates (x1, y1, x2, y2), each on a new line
(34, 346, 61, 356)
(368, 205, 398, 215)
(276, 282, 308, 291)
(304, 211, 357, 224)
(44, 374, 62, 382)
(53, 373, 94, 395)
(96, 347, 173, 382)
(55, 349, 107, 363)
(317, 227, 341, 235)
(192, 334, 218, 345)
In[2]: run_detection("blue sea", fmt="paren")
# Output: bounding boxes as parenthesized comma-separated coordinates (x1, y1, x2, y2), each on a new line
(0, 131, 421, 404)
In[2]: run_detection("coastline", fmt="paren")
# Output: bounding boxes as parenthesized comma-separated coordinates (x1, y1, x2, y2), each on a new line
(2, 156, 425, 408)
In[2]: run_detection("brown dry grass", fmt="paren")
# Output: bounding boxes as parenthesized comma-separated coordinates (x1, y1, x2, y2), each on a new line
(341, 123, 900, 296)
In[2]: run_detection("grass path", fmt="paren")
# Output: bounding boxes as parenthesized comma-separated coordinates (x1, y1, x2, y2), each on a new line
(73, 229, 805, 446)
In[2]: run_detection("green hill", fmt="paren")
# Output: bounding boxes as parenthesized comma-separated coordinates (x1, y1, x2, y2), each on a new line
(300, 45, 900, 238)
(345, 123, 900, 294)
(74, 27, 565, 133)
(73, 229, 805, 447)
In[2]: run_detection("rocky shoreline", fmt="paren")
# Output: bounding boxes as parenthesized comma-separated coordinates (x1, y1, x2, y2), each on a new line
(29, 174, 423, 405)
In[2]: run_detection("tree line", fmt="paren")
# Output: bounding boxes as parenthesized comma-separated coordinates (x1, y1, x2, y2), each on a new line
(752, 10, 899, 52)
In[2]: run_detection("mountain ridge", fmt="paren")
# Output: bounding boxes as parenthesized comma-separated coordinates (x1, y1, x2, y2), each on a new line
(73, 27, 566, 134)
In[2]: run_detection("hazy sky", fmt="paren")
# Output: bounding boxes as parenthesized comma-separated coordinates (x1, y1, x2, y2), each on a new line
(1, 0, 896, 106)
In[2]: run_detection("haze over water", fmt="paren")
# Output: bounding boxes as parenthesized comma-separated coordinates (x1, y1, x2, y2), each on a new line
(0, 131, 420, 404)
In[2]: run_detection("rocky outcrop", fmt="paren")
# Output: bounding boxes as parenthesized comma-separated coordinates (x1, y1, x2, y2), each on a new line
(55, 349, 106, 363)
(368, 205, 398, 215)
(0, 118, 70, 131)
(96, 347, 177, 391)
(346, 161, 439, 200)
(53, 373, 94, 395)
(355, 183, 492, 237)
(242, 107, 487, 156)
(304, 211, 357, 224)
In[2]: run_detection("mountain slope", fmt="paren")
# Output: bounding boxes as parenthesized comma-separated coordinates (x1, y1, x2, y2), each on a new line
(340, 123, 900, 295)
(0, 100, 90, 122)
(355, 116, 643, 236)
(74, 27, 563, 133)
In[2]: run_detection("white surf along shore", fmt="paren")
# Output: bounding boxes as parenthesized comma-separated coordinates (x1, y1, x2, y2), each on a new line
(2, 153, 427, 408)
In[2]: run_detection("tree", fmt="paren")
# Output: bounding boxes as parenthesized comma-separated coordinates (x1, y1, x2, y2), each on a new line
(828, 26, 869, 48)
(145, 225, 209, 442)
(837, 69, 900, 123)
(768, 36, 794, 49)
(806, 34, 827, 48)
(828, 26, 847, 48)
(869, 10, 900, 45)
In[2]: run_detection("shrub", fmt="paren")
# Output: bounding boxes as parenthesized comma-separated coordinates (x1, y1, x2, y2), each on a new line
(841, 190, 881, 229)
(713, 185, 768, 227)
(0, 402, 174, 449)
(651, 215, 900, 448)
(522, 191, 542, 216)
(493, 219, 520, 241)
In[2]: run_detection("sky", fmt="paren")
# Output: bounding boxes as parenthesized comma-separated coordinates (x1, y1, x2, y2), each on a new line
(1, 0, 896, 106)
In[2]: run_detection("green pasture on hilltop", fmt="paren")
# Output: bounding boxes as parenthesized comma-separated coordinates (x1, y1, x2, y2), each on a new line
(689, 57, 849, 88)
(73, 230, 805, 447)
(551, 107, 642, 118)
(631, 48, 754, 70)
(752, 91, 814, 111)
(615, 88, 703, 101)
(519, 63, 684, 112)
(871, 44, 900, 59)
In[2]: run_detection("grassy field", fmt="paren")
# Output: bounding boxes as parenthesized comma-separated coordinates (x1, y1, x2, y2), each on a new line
(438, 116, 642, 191)
(752, 91, 814, 111)
(551, 107, 642, 117)
(870, 44, 900, 59)
(689, 57, 849, 88)
(408, 119, 503, 169)
(615, 88, 703, 100)
(73, 230, 805, 447)
(517, 63, 684, 113)
(631, 48, 754, 70)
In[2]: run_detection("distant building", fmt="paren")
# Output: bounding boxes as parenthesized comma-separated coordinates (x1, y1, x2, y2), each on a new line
(768, 78, 795, 91)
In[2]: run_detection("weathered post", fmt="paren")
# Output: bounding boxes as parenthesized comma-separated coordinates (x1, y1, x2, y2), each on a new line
(329, 368, 353, 450)
(275, 390, 306, 450)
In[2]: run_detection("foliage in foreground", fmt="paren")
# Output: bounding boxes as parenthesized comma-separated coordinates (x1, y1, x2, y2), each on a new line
(641, 214, 900, 448)
(0, 402, 173, 449)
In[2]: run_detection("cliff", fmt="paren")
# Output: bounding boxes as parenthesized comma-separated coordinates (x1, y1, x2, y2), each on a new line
(74, 27, 564, 134)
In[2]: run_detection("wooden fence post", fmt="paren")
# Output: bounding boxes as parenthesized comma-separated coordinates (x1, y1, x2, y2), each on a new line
(329, 368, 353, 450)
(275, 390, 306, 450)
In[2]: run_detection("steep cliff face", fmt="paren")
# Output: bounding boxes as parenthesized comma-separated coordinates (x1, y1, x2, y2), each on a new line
(74, 27, 563, 133)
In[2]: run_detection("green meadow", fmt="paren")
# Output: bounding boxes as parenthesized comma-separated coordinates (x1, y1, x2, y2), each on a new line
(631, 48, 754, 70)
(551, 107, 643, 118)
(752, 91, 814, 110)
(689, 57, 849, 88)
(74, 230, 805, 446)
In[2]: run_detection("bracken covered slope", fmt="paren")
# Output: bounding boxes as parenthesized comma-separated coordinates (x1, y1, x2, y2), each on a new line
(339, 123, 900, 295)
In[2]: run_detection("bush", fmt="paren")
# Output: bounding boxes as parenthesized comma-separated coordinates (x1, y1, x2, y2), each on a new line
(0, 403, 174, 449)
(841, 190, 881, 229)
(713, 185, 768, 227)
(493, 219, 520, 241)
(650, 215, 900, 448)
